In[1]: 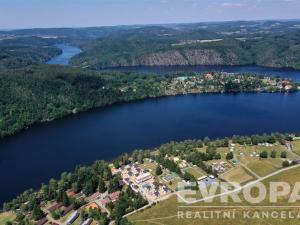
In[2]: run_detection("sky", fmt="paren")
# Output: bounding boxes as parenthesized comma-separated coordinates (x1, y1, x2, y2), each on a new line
(0, 0, 300, 29)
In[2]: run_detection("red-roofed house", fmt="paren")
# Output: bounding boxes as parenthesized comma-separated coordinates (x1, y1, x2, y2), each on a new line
(47, 202, 63, 212)
(66, 190, 76, 197)
(62, 204, 74, 216)
(109, 191, 120, 202)
(100, 198, 111, 206)
(85, 192, 102, 202)
(36, 217, 48, 225)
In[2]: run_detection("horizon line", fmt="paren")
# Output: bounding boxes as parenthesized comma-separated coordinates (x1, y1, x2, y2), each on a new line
(1, 18, 300, 31)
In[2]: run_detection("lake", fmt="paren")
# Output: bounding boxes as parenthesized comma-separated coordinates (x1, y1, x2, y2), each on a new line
(1, 92, 300, 204)
(46, 44, 81, 66)
(106, 65, 300, 82)
(1, 45, 300, 204)
(47, 44, 300, 81)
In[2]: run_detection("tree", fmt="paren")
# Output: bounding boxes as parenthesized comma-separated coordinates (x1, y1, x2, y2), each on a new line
(98, 179, 107, 193)
(203, 137, 210, 145)
(281, 151, 287, 158)
(271, 150, 276, 158)
(108, 176, 120, 193)
(32, 205, 44, 221)
(155, 166, 163, 176)
(259, 151, 268, 159)
(282, 160, 290, 168)
(62, 192, 70, 206)
(214, 153, 221, 160)
(72, 182, 80, 193)
(183, 172, 196, 182)
(83, 181, 95, 196)
(51, 210, 60, 220)
(226, 152, 234, 160)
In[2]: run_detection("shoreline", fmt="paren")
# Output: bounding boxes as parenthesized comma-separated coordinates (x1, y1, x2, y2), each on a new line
(1, 90, 298, 142)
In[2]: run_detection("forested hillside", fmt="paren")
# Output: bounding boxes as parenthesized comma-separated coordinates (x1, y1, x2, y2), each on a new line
(0, 37, 61, 69)
(71, 26, 300, 69)
(0, 65, 166, 138)
(0, 65, 296, 138)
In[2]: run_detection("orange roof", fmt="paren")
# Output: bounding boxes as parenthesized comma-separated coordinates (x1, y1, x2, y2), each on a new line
(66, 190, 76, 197)
(85, 202, 100, 210)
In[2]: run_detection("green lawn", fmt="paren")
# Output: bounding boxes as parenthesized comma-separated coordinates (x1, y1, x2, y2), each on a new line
(220, 166, 255, 185)
(292, 140, 300, 156)
(129, 166, 300, 225)
(0, 212, 16, 224)
(235, 144, 295, 177)
(184, 167, 206, 180)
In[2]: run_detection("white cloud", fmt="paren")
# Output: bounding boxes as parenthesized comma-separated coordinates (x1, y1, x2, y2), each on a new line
(221, 2, 245, 7)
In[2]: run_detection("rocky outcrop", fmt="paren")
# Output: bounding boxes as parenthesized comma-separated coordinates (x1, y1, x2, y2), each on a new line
(107, 49, 241, 67)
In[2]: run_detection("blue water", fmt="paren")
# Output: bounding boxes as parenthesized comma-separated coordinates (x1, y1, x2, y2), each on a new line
(1, 92, 300, 204)
(108, 65, 300, 82)
(47, 44, 81, 66)
(1, 44, 300, 204)
(46, 44, 300, 81)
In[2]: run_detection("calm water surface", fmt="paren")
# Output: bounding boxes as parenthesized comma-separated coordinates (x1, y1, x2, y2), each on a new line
(109, 65, 300, 82)
(47, 44, 81, 65)
(1, 93, 300, 204)
(1, 45, 300, 204)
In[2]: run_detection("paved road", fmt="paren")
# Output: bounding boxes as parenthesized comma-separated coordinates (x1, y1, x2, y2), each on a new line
(177, 164, 300, 204)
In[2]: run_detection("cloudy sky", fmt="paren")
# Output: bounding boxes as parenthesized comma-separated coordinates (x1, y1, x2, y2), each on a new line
(1, 0, 300, 29)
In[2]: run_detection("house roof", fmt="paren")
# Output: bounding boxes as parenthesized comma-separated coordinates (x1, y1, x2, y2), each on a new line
(109, 191, 120, 201)
(47, 202, 63, 212)
(62, 204, 74, 216)
(85, 202, 100, 210)
(100, 198, 111, 206)
(85, 192, 101, 201)
(37, 217, 48, 225)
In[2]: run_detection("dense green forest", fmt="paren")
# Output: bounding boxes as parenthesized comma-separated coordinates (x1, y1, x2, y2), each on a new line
(0, 64, 296, 139)
(71, 26, 300, 69)
(0, 37, 61, 69)
(0, 65, 166, 138)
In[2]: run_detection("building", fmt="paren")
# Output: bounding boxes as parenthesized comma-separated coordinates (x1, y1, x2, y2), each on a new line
(37, 217, 48, 225)
(135, 172, 152, 184)
(109, 191, 120, 202)
(66, 190, 76, 197)
(85, 192, 102, 202)
(100, 198, 111, 206)
(47, 202, 63, 212)
(62, 204, 74, 216)
(66, 211, 79, 225)
(81, 218, 93, 225)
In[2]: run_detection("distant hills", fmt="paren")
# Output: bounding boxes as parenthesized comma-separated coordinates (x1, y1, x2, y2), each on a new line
(69, 22, 300, 70)
(1, 20, 300, 70)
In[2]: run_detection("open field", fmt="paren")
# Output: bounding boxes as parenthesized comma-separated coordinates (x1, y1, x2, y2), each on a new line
(292, 140, 300, 155)
(129, 166, 300, 225)
(184, 167, 206, 180)
(220, 166, 255, 185)
(241, 157, 283, 177)
(235, 144, 297, 159)
(234, 144, 297, 177)
(0, 212, 16, 224)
